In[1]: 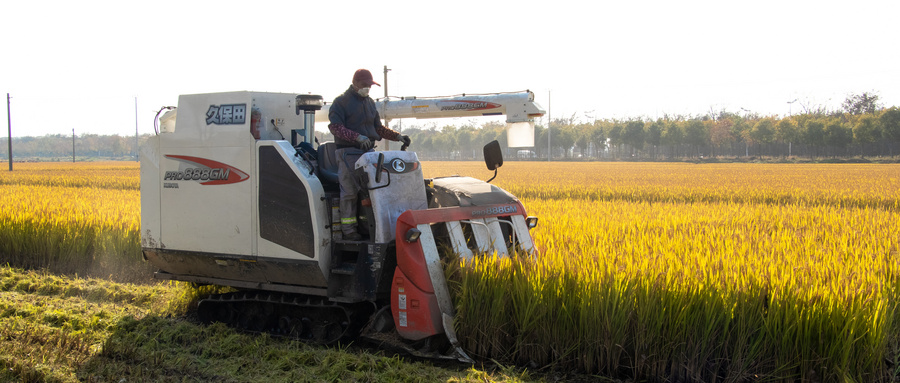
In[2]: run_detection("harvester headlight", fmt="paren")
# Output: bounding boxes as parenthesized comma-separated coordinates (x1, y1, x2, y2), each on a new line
(526, 216, 539, 229)
(405, 228, 422, 242)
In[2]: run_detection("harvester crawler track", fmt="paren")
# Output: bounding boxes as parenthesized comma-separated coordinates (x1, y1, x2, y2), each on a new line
(197, 291, 361, 344)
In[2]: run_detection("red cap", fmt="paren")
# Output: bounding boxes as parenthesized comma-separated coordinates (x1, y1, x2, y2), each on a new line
(352, 69, 380, 87)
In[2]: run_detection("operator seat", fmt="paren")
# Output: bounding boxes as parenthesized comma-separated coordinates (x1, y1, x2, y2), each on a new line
(317, 142, 340, 184)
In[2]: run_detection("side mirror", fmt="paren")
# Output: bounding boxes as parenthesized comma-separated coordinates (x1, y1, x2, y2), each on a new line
(375, 152, 385, 183)
(483, 140, 503, 171)
(483, 140, 503, 183)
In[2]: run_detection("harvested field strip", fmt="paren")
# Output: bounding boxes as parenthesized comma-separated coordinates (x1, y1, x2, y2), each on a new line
(0, 266, 536, 382)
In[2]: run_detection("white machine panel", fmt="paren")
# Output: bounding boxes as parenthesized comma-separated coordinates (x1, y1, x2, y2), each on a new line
(357, 151, 428, 243)
(159, 146, 254, 255)
(146, 91, 315, 256)
(139, 138, 161, 248)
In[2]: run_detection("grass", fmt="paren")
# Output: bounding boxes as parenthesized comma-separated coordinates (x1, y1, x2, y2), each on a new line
(0, 266, 546, 382)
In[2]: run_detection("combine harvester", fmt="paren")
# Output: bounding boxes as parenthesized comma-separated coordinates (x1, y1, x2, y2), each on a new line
(140, 89, 544, 362)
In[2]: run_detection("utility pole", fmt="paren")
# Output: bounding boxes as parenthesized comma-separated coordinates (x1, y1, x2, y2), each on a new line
(383, 65, 391, 101)
(383, 65, 391, 151)
(134, 97, 139, 161)
(72, 128, 75, 162)
(7, 93, 12, 171)
(786, 99, 797, 158)
(547, 91, 551, 162)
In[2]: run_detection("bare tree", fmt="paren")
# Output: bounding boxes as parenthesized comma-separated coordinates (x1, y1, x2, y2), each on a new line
(842, 92, 882, 115)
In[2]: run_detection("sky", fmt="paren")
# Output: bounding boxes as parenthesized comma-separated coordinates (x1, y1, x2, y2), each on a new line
(1, 0, 898, 138)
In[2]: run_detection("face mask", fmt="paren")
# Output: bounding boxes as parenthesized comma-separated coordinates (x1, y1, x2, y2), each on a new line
(357, 87, 370, 97)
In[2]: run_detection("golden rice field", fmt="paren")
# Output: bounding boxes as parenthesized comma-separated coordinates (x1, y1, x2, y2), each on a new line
(2, 161, 899, 381)
(0, 163, 141, 279)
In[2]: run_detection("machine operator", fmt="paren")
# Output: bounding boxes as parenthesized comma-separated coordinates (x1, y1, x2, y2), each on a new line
(328, 69, 410, 241)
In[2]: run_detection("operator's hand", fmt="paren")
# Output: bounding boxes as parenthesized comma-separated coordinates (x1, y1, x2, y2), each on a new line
(400, 135, 411, 147)
(356, 134, 373, 151)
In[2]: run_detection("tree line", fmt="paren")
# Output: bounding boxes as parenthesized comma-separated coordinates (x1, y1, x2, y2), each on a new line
(383, 92, 900, 161)
(4, 93, 898, 162)
(0, 134, 140, 161)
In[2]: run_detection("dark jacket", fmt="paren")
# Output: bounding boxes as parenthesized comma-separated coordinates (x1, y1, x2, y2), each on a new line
(328, 86, 398, 148)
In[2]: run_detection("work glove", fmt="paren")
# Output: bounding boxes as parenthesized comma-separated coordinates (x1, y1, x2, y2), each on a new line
(400, 135, 411, 147)
(356, 134, 373, 151)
